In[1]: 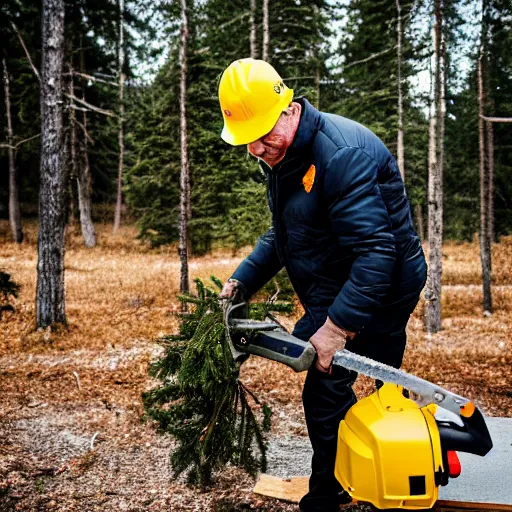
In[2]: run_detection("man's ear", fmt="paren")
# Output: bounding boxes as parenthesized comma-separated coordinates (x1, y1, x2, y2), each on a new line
(290, 101, 302, 116)
(283, 103, 299, 116)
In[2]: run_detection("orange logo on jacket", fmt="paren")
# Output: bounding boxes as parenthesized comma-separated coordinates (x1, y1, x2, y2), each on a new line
(302, 165, 316, 193)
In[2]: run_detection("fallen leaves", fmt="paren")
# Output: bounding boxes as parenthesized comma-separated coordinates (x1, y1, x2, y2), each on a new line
(0, 221, 511, 510)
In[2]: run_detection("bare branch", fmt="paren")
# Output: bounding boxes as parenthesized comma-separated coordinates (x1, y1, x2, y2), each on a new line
(11, 22, 41, 82)
(65, 93, 117, 117)
(94, 72, 117, 79)
(0, 133, 41, 150)
(217, 11, 249, 31)
(69, 104, 90, 113)
(70, 70, 119, 87)
(343, 46, 397, 70)
(72, 371, 81, 392)
(16, 133, 41, 148)
(90, 432, 99, 450)
(72, 118, 95, 144)
(283, 75, 316, 81)
(481, 115, 512, 123)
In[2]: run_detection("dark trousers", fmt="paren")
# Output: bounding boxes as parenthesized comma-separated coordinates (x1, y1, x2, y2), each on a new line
(293, 308, 415, 512)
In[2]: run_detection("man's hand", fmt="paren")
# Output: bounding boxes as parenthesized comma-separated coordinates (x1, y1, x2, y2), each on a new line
(309, 317, 355, 373)
(219, 279, 240, 300)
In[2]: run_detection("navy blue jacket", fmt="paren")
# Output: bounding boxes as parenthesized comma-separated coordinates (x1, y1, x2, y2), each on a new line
(231, 99, 427, 335)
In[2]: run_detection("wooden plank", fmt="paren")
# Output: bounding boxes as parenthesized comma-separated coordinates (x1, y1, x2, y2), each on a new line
(253, 474, 308, 503)
(253, 474, 512, 511)
(436, 501, 512, 512)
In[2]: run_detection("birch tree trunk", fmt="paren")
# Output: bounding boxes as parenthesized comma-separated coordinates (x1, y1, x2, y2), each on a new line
(478, 48, 492, 313)
(425, 0, 445, 334)
(2, 56, 24, 243)
(396, 0, 405, 180)
(113, 0, 125, 234)
(250, 0, 258, 59)
(36, 0, 66, 328)
(179, 0, 190, 295)
(262, 0, 269, 62)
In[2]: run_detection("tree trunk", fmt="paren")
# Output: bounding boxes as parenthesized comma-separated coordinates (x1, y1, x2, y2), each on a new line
(2, 56, 23, 243)
(425, 0, 445, 334)
(250, 0, 258, 59)
(179, 0, 190, 295)
(415, 204, 424, 242)
(113, 0, 125, 234)
(77, 47, 96, 247)
(36, 0, 66, 328)
(478, 47, 492, 314)
(315, 64, 321, 110)
(486, 118, 494, 245)
(262, 0, 269, 62)
(68, 58, 79, 227)
(77, 110, 96, 247)
(396, 0, 405, 180)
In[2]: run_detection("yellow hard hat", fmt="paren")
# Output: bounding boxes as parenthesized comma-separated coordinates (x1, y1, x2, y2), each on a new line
(218, 58, 294, 146)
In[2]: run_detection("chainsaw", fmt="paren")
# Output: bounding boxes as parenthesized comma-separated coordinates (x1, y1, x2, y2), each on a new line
(224, 299, 493, 510)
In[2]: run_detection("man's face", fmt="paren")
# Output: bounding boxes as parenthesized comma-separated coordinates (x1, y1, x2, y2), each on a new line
(247, 111, 297, 167)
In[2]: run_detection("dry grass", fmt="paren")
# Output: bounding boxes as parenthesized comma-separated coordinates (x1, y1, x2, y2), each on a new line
(1, 220, 246, 355)
(439, 236, 512, 286)
(1, 220, 511, 511)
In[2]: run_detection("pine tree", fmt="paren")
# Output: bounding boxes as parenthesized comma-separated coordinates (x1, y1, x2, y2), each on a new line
(336, 0, 406, 147)
(330, 0, 429, 233)
(0, 0, 41, 233)
(37, 0, 67, 328)
(486, 0, 512, 238)
(2, 55, 24, 243)
(178, 0, 190, 294)
(125, 0, 335, 254)
(113, 0, 126, 235)
(478, 1, 492, 314)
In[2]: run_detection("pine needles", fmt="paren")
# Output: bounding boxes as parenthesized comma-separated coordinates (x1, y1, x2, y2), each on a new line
(143, 277, 292, 487)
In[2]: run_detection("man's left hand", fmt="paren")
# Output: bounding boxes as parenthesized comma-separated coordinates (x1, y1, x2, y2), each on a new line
(309, 317, 355, 373)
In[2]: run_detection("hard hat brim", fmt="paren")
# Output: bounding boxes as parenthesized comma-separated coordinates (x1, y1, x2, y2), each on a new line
(221, 88, 294, 146)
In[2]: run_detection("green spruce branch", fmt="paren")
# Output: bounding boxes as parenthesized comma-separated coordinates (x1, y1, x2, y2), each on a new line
(143, 276, 292, 487)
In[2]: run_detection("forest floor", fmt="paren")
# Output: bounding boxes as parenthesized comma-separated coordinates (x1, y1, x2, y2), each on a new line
(1, 221, 511, 512)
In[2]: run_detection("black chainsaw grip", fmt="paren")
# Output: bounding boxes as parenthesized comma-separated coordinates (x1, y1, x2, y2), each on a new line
(438, 406, 493, 456)
(236, 331, 317, 372)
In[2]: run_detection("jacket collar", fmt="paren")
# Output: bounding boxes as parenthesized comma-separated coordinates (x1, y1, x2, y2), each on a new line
(260, 97, 321, 176)
(288, 97, 322, 153)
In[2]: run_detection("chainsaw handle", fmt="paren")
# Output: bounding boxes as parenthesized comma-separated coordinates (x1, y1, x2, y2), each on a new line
(234, 330, 317, 372)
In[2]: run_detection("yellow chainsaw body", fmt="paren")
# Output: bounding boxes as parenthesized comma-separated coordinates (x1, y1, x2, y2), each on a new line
(335, 383, 444, 510)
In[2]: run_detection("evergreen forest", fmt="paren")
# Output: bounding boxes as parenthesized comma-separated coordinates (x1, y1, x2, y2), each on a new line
(1, 0, 511, 253)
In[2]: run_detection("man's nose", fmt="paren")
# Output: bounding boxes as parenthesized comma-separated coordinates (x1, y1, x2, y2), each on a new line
(248, 139, 265, 157)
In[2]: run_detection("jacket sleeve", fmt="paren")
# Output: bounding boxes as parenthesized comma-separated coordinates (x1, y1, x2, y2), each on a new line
(324, 147, 396, 333)
(230, 227, 283, 297)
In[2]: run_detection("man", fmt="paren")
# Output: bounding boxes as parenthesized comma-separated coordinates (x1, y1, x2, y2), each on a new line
(218, 58, 427, 512)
